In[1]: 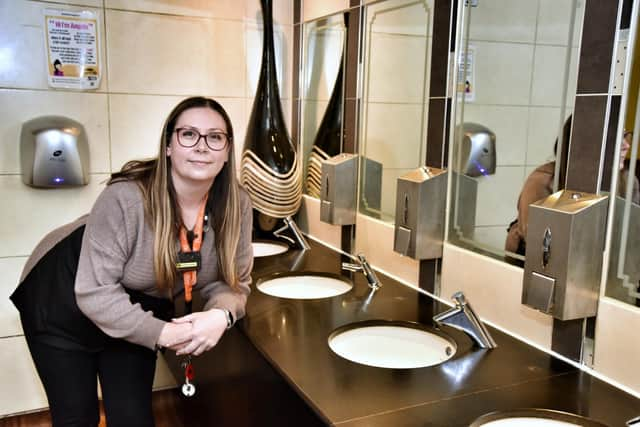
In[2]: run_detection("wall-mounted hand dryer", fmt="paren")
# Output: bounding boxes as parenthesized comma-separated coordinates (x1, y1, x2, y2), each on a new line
(20, 116, 90, 188)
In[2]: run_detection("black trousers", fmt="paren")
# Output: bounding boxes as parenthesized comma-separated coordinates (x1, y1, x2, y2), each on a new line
(25, 333, 158, 427)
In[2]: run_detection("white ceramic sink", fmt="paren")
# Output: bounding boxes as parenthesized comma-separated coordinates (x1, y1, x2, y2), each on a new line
(256, 273, 352, 299)
(470, 410, 607, 427)
(328, 321, 456, 369)
(252, 241, 289, 257)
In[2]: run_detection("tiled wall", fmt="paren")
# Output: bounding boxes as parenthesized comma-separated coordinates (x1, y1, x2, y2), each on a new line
(0, 0, 293, 417)
(462, 0, 582, 250)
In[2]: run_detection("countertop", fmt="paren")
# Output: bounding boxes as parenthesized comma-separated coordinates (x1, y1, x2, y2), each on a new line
(173, 239, 640, 426)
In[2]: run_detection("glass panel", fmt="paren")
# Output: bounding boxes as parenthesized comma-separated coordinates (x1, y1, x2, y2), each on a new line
(301, 14, 347, 198)
(448, 0, 584, 264)
(358, 0, 433, 223)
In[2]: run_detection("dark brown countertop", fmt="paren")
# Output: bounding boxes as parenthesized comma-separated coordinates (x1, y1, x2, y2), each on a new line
(170, 239, 640, 426)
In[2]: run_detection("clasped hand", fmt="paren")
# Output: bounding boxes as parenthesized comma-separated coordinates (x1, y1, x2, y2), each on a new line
(157, 308, 228, 356)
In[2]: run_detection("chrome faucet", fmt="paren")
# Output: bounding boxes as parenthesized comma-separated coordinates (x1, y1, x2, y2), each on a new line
(342, 254, 381, 290)
(433, 291, 497, 349)
(273, 216, 310, 251)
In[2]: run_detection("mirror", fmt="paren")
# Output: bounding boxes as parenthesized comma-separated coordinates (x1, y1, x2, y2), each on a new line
(448, 0, 584, 263)
(358, 0, 433, 223)
(604, 26, 640, 307)
(300, 13, 347, 198)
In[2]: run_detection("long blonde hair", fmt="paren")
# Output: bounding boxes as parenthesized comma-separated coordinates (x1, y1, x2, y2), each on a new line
(109, 97, 243, 294)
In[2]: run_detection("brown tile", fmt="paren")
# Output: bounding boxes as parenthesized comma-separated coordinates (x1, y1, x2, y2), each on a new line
(419, 259, 438, 294)
(292, 98, 300, 148)
(346, 8, 361, 100)
(292, 23, 301, 101)
(565, 95, 607, 192)
(576, 0, 618, 94)
(426, 98, 446, 167)
(350, 0, 360, 6)
(552, 318, 587, 362)
(294, 0, 301, 25)
(600, 95, 621, 192)
(344, 98, 359, 153)
(429, 0, 453, 98)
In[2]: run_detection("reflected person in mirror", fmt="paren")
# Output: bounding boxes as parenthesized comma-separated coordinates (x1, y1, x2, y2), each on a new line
(619, 130, 640, 205)
(10, 97, 254, 426)
(504, 116, 572, 264)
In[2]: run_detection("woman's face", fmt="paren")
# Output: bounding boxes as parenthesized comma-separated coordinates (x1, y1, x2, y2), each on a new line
(621, 132, 632, 170)
(167, 107, 230, 186)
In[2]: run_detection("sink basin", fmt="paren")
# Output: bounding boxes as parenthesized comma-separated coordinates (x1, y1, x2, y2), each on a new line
(470, 409, 608, 427)
(328, 320, 456, 369)
(256, 272, 352, 299)
(252, 241, 289, 257)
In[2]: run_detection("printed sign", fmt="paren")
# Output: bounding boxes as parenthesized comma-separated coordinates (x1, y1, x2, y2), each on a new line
(44, 9, 101, 90)
(457, 45, 475, 102)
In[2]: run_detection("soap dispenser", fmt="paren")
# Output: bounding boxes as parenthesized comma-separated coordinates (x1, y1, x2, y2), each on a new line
(20, 116, 90, 188)
(393, 166, 447, 259)
(320, 153, 358, 225)
(521, 190, 608, 320)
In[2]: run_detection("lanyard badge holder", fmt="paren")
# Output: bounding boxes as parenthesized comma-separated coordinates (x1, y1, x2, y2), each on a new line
(177, 195, 207, 397)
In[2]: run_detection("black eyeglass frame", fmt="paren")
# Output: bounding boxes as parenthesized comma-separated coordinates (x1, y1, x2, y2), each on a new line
(174, 127, 231, 151)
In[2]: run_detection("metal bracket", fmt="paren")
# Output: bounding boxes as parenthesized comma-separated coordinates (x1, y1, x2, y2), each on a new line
(613, 29, 629, 96)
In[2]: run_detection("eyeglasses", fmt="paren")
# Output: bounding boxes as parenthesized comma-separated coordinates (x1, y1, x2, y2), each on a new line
(174, 127, 230, 151)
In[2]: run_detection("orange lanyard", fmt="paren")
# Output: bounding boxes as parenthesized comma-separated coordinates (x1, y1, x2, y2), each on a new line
(178, 194, 208, 303)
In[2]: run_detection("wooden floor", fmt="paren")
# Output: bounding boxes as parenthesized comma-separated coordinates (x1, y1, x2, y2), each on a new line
(0, 389, 186, 427)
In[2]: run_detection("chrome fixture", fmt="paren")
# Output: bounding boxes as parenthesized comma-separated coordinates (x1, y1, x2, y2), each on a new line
(454, 122, 496, 177)
(433, 292, 497, 349)
(522, 190, 608, 320)
(273, 216, 310, 251)
(394, 166, 447, 260)
(320, 153, 358, 225)
(342, 254, 381, 290)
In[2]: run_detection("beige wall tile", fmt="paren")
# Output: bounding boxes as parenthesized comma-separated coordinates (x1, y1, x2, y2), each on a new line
(366, 0, 434, 37)
(366, 33, 429, 103)
(107, 10, 245, 97)
(0, 89, 110, 174)
(0, 1, 105, 90)
(526, 107, 565, 167)
(0, 175, 108, 257)
(303, 0, 350, 23)
(106, 0, 245, 20)
(473, 225, 508, 251)
(302, 28, 344, 102)
(460, 104, 529, 167)
(594, 299, 640, 394)
(363, 103, 426, 169)
(468, 0, 537, 43)
(0, 336, 48, 416)
(354, 213, 419, 285)
(108, 94, 185, 171)
(297, 195, 342, 250)
(531, 45, 574, 107)
(441, 242, 553, 349)
(536, 0, 585, 47)
(475, 166, 525, 226)
(43, 0, 103, 7)
(469, 41, 534, 106)
(0, 257, 26, 338)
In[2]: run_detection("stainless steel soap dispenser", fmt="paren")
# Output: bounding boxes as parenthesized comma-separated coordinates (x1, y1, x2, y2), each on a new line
(521, 190, 608, 320)
(320, 153, 357, 225)
(393, 166, 447, 259)
(20, 116, 90, 187)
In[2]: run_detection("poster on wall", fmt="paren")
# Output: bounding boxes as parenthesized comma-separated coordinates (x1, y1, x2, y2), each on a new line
(43, 9, 101, 90)
(457, 45, 475, 103)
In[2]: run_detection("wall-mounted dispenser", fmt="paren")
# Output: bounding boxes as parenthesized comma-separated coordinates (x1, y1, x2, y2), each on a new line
(521, 190, 608, 320)
(393, 166, 447, 259)
(320, 153, 357, 225)
(455, 122, 496, 177)
(20, 116, 90, 188)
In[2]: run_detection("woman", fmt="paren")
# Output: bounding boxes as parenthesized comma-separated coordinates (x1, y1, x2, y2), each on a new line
(11, 97, 253, 426)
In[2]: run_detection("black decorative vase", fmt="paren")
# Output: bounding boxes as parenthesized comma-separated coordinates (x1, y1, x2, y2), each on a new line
(306, 54, 345, 197)
(242, 0, 302, 233)
(306, 14, 347, 198)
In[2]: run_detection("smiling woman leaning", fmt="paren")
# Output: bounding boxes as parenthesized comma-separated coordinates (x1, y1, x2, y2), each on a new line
(10, 97, 254, 426)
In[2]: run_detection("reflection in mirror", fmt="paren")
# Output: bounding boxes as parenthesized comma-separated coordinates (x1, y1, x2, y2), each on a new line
(448, 0, 584, 263)
(358, 0, 433, 223)
(301, 14, 346, 198)
(605, 92, 640, 306)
